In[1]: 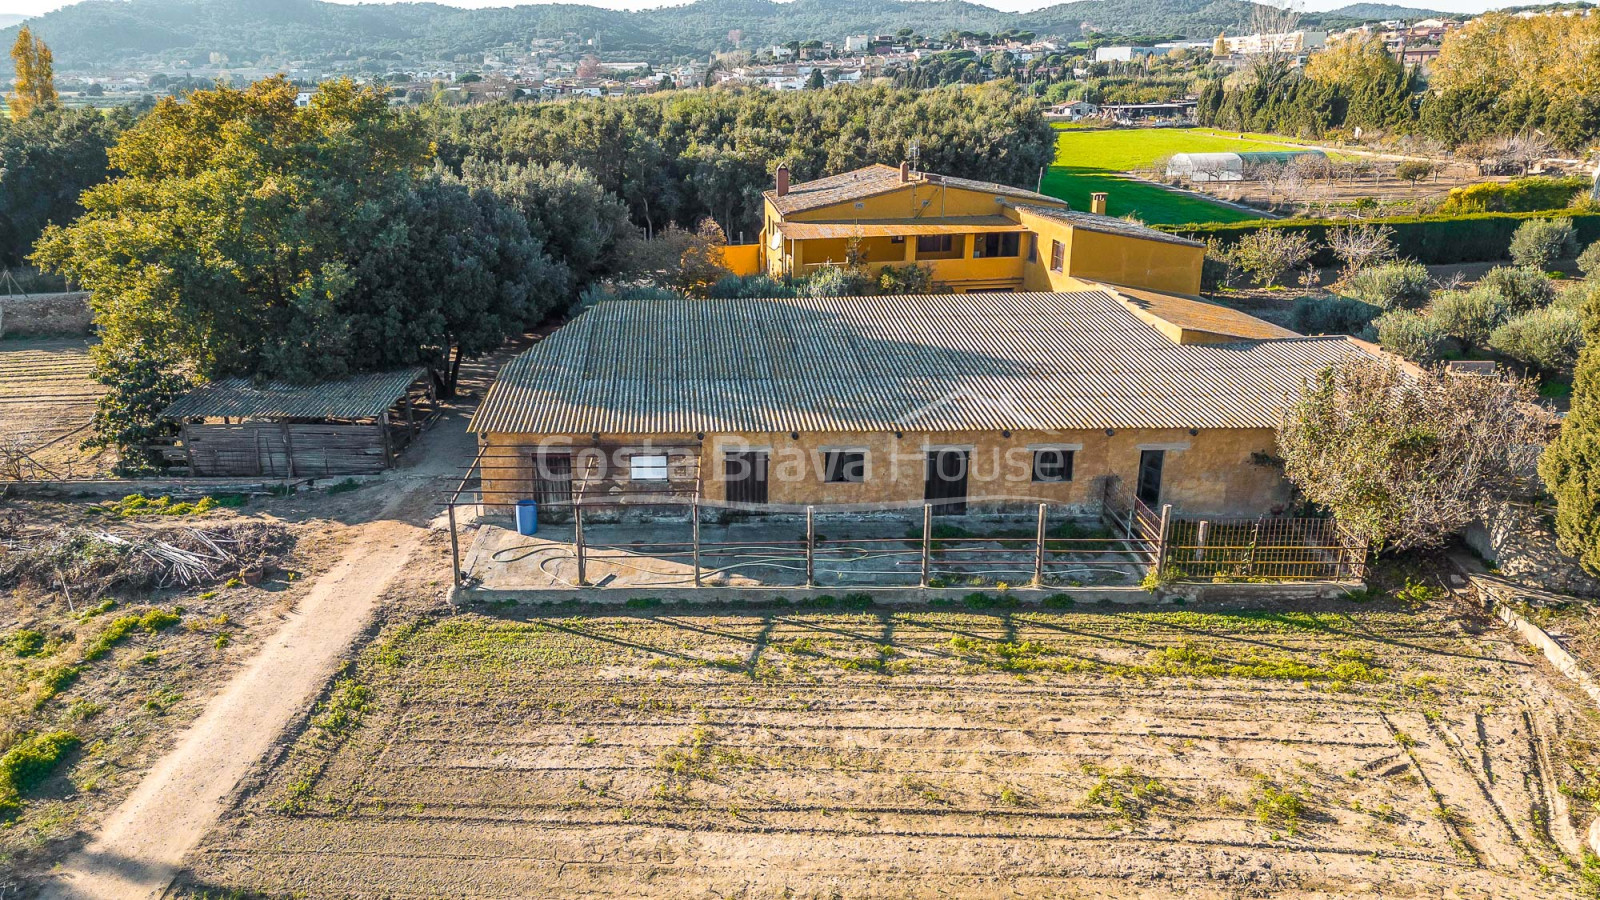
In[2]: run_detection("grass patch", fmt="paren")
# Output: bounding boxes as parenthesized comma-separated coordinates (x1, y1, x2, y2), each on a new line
(82, 608, 182, 662)
(0, 731, 79, 818)
(94, 493, 240, 517)
(1250, 775, 1308, 836)
(1145, 643, 1382, 685)
(1083, 765, 1174, 821)
(310, 675, 372, 749)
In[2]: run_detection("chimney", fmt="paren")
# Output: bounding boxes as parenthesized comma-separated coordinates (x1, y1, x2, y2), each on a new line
(900, 160, 911, 183)
(775, 164, 790, 197)
(1090, 192, 1108, 215)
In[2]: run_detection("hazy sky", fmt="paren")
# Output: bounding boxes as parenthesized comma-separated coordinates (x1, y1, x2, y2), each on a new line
(0, 0, 1508, 22)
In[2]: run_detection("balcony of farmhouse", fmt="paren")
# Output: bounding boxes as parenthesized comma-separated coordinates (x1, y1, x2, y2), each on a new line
(777, 218, 1029, 291)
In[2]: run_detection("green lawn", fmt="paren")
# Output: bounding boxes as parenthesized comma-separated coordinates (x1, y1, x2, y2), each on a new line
(1041, 127, 1316, 225)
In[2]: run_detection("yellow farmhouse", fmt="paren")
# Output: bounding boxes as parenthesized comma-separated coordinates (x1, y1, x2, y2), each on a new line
(754, 162, 1205, 295)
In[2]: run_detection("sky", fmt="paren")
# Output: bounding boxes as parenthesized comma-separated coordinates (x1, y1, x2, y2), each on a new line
(0, 0, 1510, 23)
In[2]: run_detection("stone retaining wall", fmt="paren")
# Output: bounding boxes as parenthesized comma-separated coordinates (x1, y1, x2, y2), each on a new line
(1464, 501, 1600, 598)
(0, 292, 93, 337)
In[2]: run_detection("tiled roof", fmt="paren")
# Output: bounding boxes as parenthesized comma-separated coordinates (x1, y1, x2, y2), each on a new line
(1108, 285, 1299, 342)
(774, 215, 1024, 240)
(1010, 203, 1206, 248)
(470, 291, 1366, 436)
(767, 164, 1064, 216)
(165, 368, 427, 419)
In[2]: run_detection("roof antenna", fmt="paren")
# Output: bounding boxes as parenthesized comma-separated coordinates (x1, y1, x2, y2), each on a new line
(907, 139, 920, 176)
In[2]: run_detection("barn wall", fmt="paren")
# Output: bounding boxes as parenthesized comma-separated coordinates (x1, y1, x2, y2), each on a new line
(478, 427, 1292, 519)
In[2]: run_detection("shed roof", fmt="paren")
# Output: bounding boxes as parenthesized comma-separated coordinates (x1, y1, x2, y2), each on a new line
(470, 290, 1365, 436)
(766, 164, 1063, 216)
(165, 368, 427, 420)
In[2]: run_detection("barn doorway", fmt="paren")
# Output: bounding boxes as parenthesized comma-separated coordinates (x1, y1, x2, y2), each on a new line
(1136, 450, 1165, 508)
(924, 449, 970, 516)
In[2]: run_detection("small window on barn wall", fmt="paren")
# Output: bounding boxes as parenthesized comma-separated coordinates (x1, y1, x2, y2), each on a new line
(630, 453, 669, 481)
(1032, 448, 1073, 483)
(1027, 234, 1038, 263)
(1050, 239, 1065, 273)
(824, 450, 866, 483)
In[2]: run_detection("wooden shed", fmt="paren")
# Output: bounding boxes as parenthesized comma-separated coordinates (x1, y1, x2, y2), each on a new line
(163, 368, 435, 477)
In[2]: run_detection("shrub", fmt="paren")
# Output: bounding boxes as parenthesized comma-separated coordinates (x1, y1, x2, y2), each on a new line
(1373, 310, 1450, 363)
(1174, 210, 1600, 268)
(877, 263, 935, 295)
(1395, 160, 1434, 185)
(706, 274, 796, 299)
(0, 731, 80, 817)
(1428, 285, 1512, 347)
(1579, 241, 1600, 279)
(1343, 261, 1430, 310)
(1438, 176, 1589, 214)
(1509, 217, 1578, 270)
(1226, 228, 1318, 287)
(1290, 295, 1380, 335)
(801, 265, 869, 298)
(1557, 279, 1600, 313)
(1490, 307, 1585, 377)
(1479, 265, 1556, 312)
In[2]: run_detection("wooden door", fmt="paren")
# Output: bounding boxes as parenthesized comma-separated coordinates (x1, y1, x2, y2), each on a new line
(724, 451, 769, 506)
(924, 449, 969, 516)
(533, 452, 574, 522)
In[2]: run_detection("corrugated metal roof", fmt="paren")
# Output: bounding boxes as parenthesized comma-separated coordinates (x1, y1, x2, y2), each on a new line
(775, 216, 1024, 240)
(767, 164, 1065, 216)
(469, 291, 1367, 436)
(1011, 204, 1206, 248)
(165, 368, 427, 419)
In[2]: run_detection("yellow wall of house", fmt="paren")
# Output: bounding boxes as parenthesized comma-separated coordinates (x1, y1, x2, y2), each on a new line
(1016, 210, 1204, 296)
(479, 427, 1292, 518)
(716, 243, 763, 277)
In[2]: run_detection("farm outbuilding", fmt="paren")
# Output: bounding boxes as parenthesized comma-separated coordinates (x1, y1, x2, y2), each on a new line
(1167, 149, 1327, 182)
(162, 368, 436, 477)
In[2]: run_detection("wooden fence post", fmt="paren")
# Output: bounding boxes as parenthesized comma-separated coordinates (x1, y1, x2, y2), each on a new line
(574, 502, 587, 586)
(692, 500, 702, 588)
(805, 505, 815, 587)
(1246, 521, 1261, 577)
(1033, 503, 1047, 588)
(1194, 520, 1209, 562)
(1155, 504, 1173, 573)
(920, 503, 932, 588)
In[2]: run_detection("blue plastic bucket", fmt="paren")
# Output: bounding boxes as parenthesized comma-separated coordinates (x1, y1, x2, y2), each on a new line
(515, 500, 538, 536)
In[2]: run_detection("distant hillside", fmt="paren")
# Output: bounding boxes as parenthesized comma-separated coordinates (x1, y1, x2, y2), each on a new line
(0, 14, 28, 29)
(1324, 3, 1452, 20)
(3, 0, 1454, 72)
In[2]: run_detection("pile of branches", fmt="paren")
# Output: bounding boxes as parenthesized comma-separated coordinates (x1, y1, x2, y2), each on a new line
(0, 521, 295, 597)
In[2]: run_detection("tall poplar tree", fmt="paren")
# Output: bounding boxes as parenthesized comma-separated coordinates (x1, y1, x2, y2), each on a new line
(9, 26, 58, 118)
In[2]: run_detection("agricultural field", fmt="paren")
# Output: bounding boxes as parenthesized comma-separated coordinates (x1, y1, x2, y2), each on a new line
(176, 593, 1600, 898)
(0, 337, 106, 479)
(1042, 127, 1311, 225)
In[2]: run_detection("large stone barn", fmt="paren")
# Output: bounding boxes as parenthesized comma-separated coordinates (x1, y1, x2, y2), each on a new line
(469, 285, 1369, 520)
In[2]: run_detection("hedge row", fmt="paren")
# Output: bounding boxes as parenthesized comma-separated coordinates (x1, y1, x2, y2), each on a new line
(1164, 209, 1600, 267)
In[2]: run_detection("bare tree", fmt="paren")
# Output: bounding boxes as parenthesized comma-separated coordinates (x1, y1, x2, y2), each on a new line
(1328, 223, 1397, 277)
(1247, 1, 1303, 87)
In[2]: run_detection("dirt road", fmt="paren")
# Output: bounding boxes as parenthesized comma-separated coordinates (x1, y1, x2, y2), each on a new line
(38, 402, 476, 900)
